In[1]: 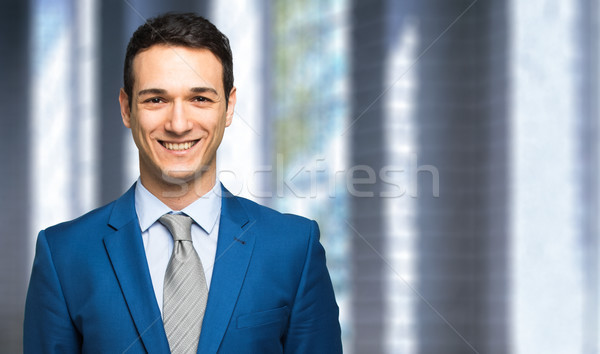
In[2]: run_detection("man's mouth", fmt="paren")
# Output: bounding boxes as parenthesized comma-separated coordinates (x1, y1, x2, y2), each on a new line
(159, 140, 199, 151)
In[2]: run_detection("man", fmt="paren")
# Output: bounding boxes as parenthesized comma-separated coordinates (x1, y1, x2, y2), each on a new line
(24, 13, 342, 353)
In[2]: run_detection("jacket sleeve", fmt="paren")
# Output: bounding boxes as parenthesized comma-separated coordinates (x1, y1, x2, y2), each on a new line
(24, 230, 81, 353)
(283, 220, 343, 353)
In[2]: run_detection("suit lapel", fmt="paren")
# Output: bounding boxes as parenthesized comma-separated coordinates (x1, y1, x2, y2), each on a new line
(103, 184, 170, 354)
(198, 185, 256, 353)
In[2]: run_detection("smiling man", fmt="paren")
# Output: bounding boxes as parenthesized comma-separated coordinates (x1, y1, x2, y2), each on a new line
(24, 13, 342, 354)
(122, 44, 232, 209)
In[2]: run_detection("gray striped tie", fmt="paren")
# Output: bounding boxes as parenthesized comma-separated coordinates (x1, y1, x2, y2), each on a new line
(159, 214, 208, 354)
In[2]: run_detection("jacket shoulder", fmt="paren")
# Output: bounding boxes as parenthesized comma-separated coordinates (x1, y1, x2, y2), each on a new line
(233, 194, 314, 227)
(228, 194, 319, 251)
(42, 199, 118, 244)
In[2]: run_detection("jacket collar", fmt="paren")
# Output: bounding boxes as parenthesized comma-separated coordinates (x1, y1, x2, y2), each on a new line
(197, 184, 256, 353)
(107, 183, 138, 230)
(104, 182, 256, 354)
(104, 183, 170, 353)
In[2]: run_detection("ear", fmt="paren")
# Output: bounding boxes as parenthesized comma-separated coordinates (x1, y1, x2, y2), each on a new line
(119, 88, 132, 128)
(225, 86, 237, 127)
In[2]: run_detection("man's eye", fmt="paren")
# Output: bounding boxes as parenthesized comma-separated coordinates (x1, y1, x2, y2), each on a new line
(193, 96, 210, 102)
(143, 97, 163, 104)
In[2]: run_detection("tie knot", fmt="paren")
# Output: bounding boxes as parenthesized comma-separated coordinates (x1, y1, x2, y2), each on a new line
(159, 214, 193, 242)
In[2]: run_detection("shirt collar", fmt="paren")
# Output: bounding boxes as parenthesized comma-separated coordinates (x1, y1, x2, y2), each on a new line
(134, 178, 222, 234)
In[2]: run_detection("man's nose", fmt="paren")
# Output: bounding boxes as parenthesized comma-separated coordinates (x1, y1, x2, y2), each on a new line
(165, 101, 192, 134)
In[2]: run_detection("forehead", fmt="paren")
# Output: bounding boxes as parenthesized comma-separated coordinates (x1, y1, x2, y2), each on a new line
(132, 45, 224, 92)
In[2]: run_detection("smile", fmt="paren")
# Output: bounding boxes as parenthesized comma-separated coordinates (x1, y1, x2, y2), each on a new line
(159, 140, 198, 151)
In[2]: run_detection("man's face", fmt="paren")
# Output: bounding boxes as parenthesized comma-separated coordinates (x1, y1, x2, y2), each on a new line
(119, 45, 236, 190)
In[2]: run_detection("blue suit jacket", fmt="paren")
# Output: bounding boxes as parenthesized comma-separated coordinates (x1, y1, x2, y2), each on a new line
(24, 184, 342, 353)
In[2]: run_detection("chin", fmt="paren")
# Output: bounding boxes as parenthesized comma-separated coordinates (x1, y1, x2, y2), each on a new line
(159, 169, 196, 184)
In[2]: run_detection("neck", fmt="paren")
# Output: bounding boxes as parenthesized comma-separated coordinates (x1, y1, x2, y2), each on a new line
(140, 170, 217, 211)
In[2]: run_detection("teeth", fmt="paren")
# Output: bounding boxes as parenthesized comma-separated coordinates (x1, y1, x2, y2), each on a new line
(162, 141, 196, 151)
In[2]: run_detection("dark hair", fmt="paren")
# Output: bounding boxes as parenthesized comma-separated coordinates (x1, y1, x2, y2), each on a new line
(123, 13, 234, 107)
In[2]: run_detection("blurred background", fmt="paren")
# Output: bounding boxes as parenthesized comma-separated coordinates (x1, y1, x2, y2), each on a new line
(1, 0, 598, 353)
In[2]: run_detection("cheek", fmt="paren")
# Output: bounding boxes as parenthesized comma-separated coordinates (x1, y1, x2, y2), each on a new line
(132, 114, 159, 138)
(130, 120, 146, 142)
(209, 120, 226, 145)
(199, 113, 225, 137)
(129, 119, 156, 152)
(213, 111, 228, 133)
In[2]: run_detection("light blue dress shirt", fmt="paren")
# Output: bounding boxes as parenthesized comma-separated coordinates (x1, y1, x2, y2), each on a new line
(134, 179, 222, 314)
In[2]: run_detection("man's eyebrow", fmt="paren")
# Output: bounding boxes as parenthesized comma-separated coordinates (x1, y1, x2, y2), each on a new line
(191, 87, 218, 96)
(137, 87, 219, 97)
(138, 88, 167, 96)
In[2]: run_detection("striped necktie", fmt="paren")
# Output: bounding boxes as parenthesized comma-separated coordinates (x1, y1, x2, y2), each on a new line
(159, 213, 208, 354)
